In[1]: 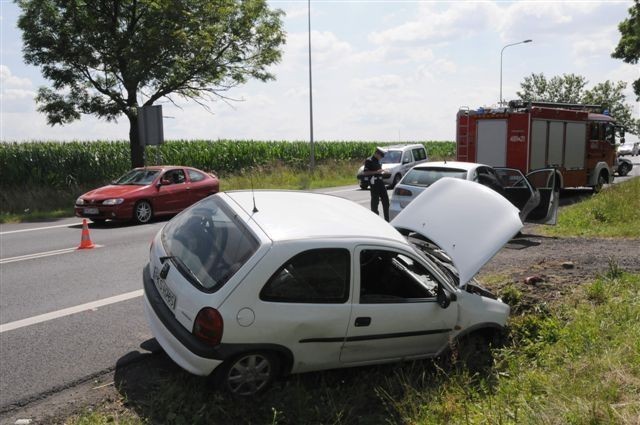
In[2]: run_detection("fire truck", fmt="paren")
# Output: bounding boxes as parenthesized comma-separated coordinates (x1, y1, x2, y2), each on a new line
(456, 101, 624, 192)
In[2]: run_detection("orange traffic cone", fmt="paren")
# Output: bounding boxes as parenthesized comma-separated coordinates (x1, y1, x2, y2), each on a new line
(77, 219, 95, 249)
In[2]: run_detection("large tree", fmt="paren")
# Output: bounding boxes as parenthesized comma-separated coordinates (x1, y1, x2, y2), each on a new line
(612, 0, 640, 101)
(17, 0, 286, 167)
(517, 73, 639, 135)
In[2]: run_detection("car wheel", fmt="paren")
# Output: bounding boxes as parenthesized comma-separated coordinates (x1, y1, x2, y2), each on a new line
(618, 163, 630, 177)
(214, 352, 280, 397)
(90, 218, 106, 224)
(359, 181, 369, 190)
(592, 173, 607, 194)
(391, 174, 401, 188)
(133, 200, 153, 224)
(453, 331, 500, 372)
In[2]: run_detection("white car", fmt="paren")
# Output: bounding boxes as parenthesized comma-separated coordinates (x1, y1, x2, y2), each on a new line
(143, 179, 521, 396)
(389, 161, 559, 224)
(357, 144, 428, 189)
(618, 141, 639, 156)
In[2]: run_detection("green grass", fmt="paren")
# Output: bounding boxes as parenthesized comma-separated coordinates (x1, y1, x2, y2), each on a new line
(543, 177, 640, 238)
(66, 269, 640, 425)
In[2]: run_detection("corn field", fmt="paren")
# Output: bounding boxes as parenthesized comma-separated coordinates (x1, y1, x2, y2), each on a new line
(0, 140, 455, 188)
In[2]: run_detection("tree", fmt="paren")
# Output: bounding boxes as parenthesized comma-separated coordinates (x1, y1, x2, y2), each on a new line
(17, 0, 286, 167)
(612, 0, 640, 101)
(517, 73, 639, 135)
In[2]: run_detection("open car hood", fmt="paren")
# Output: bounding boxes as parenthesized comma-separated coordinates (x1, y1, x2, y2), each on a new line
(391, 178, 522, 287)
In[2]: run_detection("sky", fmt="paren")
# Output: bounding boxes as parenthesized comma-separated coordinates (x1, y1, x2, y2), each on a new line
(1, 0, 638, 143)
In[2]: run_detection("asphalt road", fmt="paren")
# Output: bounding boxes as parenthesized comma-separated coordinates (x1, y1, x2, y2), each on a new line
(1, 158, 638, 411)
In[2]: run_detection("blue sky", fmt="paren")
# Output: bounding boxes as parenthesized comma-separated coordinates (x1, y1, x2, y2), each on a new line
(1, 0, 638, 142)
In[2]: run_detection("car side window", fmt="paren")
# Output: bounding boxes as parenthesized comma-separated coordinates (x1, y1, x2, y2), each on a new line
(359, 249, 437, 303)
(476, 168, 504, 194)
(260, 249, 350, 303)
(402, 150, 413, 164)
(188, 170, 206, 182)
(412, 148, 426, 161)
(163, 169, 186, 185)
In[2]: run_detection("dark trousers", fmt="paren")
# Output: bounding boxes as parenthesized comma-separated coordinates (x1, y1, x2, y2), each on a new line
(370, 179, 389, 221)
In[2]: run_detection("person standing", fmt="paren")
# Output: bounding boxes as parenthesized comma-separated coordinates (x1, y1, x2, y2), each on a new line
(362, 148, 389, 221)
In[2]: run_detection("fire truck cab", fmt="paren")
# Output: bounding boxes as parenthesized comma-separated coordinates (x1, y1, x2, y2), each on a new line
(456, 101, 623, 192)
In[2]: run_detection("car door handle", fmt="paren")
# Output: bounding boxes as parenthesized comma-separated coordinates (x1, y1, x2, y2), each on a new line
(354, 317, 371, 327)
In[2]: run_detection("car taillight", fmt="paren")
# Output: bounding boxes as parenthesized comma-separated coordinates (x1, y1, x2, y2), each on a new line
(394, 187, 413, 196)
(193, 307, 224, 346)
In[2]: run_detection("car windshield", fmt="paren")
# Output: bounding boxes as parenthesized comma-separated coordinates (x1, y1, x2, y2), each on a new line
(161, 196, 259, 291)
(114, 169, 160, 185)
(401, 167, 467, 187)
(380, 150, 402, 164)
(407, 235, 459, 287)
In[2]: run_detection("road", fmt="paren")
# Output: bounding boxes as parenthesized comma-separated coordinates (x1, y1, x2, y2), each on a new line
(1, 158, 638, 412)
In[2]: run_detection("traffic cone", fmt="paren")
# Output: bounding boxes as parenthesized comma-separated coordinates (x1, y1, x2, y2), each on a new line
(77, 219, 95, 249)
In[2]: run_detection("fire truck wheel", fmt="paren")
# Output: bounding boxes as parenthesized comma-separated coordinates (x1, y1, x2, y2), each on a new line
(592, 173, 607, 194)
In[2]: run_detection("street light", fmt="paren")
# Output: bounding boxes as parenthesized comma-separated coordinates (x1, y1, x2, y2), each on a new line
(500, 39, 532, 106)
(307, 0, 315, 171)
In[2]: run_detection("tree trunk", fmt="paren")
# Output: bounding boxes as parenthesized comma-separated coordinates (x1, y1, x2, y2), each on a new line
(127, 113, 145, 168)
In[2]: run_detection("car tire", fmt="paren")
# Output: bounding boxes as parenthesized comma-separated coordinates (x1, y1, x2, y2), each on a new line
(90, 218, 106, 224)
(452, 330, 500, 372)
(359, 181, 369, 190)
(618, 163, 630, 177)
(133, 200, 153, 224)
(214, 351, 280, 397)
(391, 174, 401, 188)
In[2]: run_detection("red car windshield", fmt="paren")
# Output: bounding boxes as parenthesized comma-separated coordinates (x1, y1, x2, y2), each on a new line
(114, 169, 160, 185)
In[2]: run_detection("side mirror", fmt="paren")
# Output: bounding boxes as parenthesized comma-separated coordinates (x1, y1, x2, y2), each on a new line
(437, 284, 451, 309)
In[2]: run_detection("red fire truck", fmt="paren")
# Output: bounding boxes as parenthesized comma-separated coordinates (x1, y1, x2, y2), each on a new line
(456, 101, 623, 192)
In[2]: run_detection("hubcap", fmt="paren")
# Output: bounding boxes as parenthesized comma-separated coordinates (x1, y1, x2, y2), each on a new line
(136, 203, 151, 222)
(226, 354, 272, 395)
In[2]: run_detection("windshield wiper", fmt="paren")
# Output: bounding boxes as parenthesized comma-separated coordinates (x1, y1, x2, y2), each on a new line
(159, 255, 205, 288)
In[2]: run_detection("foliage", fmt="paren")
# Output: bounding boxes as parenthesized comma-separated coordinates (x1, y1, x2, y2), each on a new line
(541, 178, 640, 238)
(16, 0, 286, 167)
(612, 0, 640, 101)
(516, 73, 639, 134)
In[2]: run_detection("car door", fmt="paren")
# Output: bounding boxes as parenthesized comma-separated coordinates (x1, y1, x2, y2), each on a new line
(155, 169, 190, 213)
(494, 167, 559, 224)
(186, 169, 215, 204)
(340, 246, 457, 364)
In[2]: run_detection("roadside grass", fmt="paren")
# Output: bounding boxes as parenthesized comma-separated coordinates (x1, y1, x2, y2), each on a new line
(542, 177, 640, 238)
(66, 269, 640, 425)
(0, 160, 363, 223)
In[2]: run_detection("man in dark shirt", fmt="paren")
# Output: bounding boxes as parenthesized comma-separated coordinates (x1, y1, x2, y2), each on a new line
(362, 148, 389, 221)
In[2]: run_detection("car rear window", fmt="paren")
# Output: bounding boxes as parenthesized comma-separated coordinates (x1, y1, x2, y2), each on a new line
(402, 167, 467, 187)
(161, 196, 259, 292)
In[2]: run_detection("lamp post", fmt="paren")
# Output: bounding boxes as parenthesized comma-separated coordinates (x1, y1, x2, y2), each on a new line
(500, 39, 532, 106)
(308, 0, 315, 171)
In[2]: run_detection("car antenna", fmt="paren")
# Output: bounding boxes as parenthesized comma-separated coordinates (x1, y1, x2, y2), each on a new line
(250, 166, 258, 213)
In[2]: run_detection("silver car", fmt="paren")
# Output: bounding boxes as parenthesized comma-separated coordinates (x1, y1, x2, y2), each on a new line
(389, 161, 559, 224)
(357, 144, 428, 189)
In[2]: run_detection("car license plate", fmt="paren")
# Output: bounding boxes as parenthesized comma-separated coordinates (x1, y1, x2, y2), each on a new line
(155, 276, 176, 310)
(83, 207, 99, 215)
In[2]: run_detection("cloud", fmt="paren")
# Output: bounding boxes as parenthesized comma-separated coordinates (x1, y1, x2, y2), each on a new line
(0, 65, 33, 89)
(282, 31, 354, 71)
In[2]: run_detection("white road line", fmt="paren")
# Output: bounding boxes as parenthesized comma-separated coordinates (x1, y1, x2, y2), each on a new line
(0, 245, 102, 264)
(321, 187, 359, 194)
(0, 222, 82, 235)
(0, 289, 144, 334)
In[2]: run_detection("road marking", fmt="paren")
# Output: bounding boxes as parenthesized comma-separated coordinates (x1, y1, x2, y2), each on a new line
(0, 289, 144, 334)
(0, 222, 82, 235)
(321, 187, 359, 194)
(0, 245, 102, 264)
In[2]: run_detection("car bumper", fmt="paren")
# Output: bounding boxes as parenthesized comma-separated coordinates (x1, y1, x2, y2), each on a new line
(74, 204, 133, 221)
(143, 265, 223, 376)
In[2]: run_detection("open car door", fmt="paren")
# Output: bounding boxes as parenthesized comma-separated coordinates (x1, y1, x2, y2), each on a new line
(494, 168, 559, 225)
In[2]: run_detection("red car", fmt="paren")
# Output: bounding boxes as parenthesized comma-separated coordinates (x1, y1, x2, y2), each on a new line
(75, 166, 220, 224)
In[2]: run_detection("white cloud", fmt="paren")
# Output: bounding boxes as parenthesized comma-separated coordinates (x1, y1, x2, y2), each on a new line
(0, 65, 33, 89)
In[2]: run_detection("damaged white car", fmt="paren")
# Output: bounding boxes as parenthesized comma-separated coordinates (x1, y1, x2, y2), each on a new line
(143, 178, 522, 396)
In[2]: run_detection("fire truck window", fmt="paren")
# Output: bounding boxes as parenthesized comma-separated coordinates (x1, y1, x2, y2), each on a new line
(590, 123, 600, 140)
(605, 125, 615, 144)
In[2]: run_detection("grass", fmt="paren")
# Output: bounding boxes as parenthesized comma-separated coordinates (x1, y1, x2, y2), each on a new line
(0, 160, 363, 223)
(542, 177, 640, 238)
(64, 268, 640, 425)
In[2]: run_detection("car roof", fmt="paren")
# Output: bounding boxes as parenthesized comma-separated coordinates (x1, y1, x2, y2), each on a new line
(382, 144, 424, 151)
(222, 190, 407, 243)
(411, 161, 486, 171)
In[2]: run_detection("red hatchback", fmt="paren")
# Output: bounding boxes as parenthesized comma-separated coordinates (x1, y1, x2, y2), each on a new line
(75, 166, 220, 224)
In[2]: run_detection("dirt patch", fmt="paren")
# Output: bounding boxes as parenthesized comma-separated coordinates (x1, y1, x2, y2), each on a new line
(1, 227, 639, 425)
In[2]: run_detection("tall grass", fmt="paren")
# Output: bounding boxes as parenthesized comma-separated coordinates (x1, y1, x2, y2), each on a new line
(543, 178, 640, 238)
